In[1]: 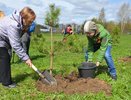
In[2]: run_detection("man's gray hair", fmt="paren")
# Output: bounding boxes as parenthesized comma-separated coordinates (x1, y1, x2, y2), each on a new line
(84, 21, 97, 33)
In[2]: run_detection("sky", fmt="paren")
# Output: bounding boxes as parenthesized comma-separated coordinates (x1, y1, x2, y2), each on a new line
(0, 0, 131, 25)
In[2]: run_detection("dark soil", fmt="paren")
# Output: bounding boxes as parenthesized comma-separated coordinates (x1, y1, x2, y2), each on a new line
(36, 72, 111, 95)
(119, 56, 131, 62)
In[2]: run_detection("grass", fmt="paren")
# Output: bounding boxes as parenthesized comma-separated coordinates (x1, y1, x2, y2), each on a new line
(0, 33, 131, 100)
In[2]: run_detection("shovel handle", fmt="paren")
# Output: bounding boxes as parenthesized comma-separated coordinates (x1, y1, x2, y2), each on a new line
(31, 64, 38, 71)
(31, 64, 45, 78)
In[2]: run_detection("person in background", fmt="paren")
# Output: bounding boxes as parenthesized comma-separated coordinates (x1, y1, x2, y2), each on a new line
(0, 7, 36, 88)
(62, 24, 73, 42)
(0, 11, 5, 19)
(64, 24, 73, 36)
(84, 21, 117, 80)
(21, 22, 36, 55)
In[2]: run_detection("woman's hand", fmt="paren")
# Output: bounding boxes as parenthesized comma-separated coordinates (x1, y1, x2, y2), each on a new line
(25, 59, 32, 67)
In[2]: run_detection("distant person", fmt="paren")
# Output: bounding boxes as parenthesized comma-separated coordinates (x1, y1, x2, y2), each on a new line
(84, 21, 117, 80)
(21, 22, 36, 55)
(0, 11, 5, 19)
(0, 7, 36, 88)
(62, 24, 73, 42)
(64, 24, 73, 36)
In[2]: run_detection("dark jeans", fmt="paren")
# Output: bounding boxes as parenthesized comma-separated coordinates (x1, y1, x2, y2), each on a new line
(0, 47, 12, 85)
(21, 33, 30, 55)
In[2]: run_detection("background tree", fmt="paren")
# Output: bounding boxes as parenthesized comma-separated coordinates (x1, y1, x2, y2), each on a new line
(91, 8, 106, 27)
(124, 17, 131, 33)
(118, 3, 131, 33)
(81, 20, 87, 35)
(98, 8, 106, 26)
(45, 4, 61, 75)
(106, 21, 116, 33)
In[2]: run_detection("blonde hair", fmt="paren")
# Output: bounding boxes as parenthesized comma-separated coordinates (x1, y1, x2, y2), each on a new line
(0, 11, 5, 19)
(20, 7, 36, 27)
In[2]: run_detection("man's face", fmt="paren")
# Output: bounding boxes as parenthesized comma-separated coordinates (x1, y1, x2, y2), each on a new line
(86, 31, 95, 38)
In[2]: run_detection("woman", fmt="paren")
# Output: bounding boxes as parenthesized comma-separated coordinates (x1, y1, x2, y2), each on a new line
(0, 7, 36, 88)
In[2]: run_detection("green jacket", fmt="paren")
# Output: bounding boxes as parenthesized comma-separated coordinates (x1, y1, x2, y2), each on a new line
(87, 24, 112, 62)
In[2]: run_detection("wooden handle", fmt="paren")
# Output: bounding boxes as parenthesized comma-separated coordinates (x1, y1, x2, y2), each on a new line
(31, 64, 38, 72)
(31, 64, 45, 78)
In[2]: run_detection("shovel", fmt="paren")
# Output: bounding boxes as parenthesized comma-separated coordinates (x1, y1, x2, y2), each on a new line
(31, 64, 57, 85)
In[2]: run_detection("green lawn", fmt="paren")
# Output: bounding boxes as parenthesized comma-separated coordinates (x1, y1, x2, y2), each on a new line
(0, 33, 131, 100)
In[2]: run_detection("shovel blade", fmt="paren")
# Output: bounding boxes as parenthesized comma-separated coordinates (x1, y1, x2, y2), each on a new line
(41, 70, 57, 85)
(40, 78, 52, 85)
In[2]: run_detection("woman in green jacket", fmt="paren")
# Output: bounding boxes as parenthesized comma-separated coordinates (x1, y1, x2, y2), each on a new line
(84, 21, 117, 80)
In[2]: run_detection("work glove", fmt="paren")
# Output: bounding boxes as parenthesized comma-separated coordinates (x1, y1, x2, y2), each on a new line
(96, 62, 100, 67)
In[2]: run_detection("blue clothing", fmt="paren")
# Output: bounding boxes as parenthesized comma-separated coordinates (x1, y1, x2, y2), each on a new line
(0, 10, 29, 61)
(104, 46, 116, 75)
(85, 46, 116, 76)
(27, 22, 36, 36)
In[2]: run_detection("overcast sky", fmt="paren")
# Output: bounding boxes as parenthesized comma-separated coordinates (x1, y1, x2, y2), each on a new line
(0, 0, 131, 25)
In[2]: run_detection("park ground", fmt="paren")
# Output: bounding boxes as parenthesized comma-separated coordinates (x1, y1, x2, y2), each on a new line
(0, 33, 130, 100)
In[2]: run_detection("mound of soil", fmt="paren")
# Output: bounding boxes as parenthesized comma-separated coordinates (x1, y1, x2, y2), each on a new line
(119, 56, 131, 62)
(36, 72, 111, 95)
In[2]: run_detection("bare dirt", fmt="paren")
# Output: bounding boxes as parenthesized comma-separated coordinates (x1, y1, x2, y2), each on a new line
(119, 56, 131, 62)
(36, 72, 111, 95)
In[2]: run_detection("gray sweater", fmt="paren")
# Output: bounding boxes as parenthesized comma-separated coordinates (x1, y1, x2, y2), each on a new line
(0, 10, 29, 61)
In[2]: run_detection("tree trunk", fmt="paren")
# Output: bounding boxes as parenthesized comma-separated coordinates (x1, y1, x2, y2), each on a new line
(121, 21, 125, 34)
(50, 27, 53, 75)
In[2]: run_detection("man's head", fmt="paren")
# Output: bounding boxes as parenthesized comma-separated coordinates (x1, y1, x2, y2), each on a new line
(84, 21, 97, 37)
(20, 7, 36, 28)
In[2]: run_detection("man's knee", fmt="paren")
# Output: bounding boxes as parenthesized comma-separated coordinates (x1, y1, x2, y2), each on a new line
(105, 52, 111, 59)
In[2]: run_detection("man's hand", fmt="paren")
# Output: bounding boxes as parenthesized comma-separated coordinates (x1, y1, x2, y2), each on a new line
(25, 59, 32, 67)
(96, 62, 100, 67)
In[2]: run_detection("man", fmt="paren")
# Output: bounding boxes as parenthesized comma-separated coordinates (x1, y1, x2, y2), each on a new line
(84, 21, 117, 80)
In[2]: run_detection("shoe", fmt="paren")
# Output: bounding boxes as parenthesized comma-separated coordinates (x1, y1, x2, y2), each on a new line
(3, 83, 16, 88)
(110, 75, 117, 80)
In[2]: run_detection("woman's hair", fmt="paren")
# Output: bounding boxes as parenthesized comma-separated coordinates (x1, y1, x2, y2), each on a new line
(20, 7, 36, 27)
(0, 11, 5, 18)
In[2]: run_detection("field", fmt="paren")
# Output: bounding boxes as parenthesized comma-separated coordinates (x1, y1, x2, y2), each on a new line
(0, 33, 131, 100)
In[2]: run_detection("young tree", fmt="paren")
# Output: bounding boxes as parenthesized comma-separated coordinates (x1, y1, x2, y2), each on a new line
(45, 4, 61, 75)
(112, 26, 121, 45)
